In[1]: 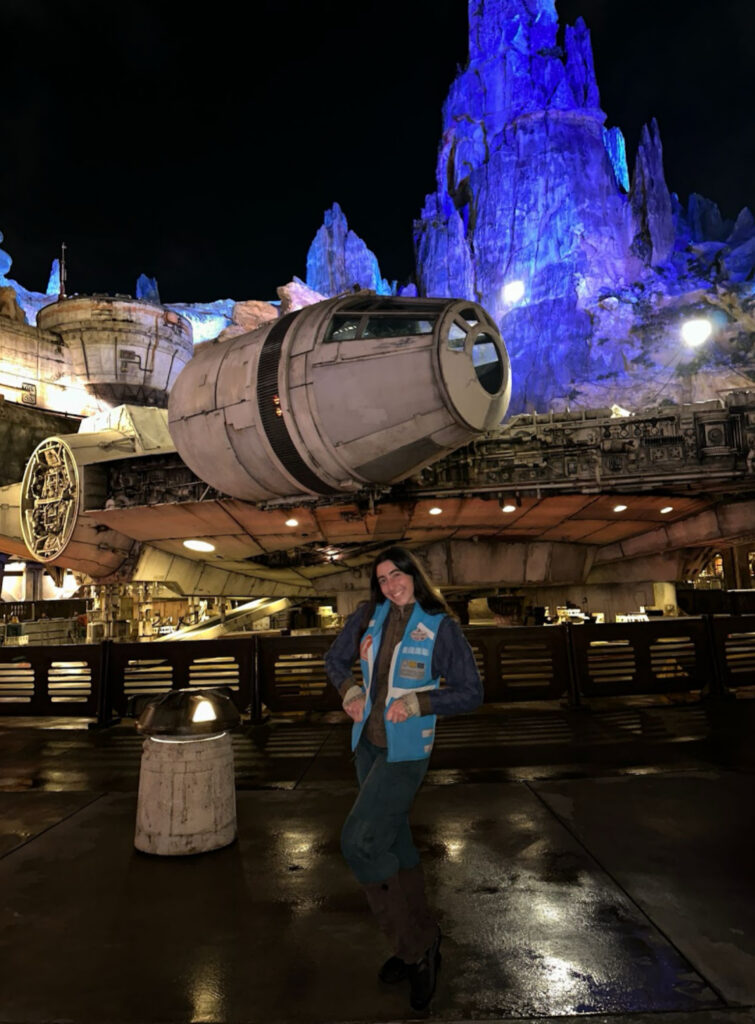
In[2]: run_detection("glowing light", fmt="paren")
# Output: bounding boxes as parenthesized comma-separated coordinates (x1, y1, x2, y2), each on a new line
(429, 506, 443, 515)
(660, 506, 673, 514)
(610, 403, 632, 418)
(192, 699, 217, 724)
(184, 539, 215, 553)
(444, 838, 466, 861)
(681, 317, 712, 347)
(501, 503, 517, 513)
(502, 280, 525, 304)
(285, 518, 299, 527)
(613, 504, 627, 513)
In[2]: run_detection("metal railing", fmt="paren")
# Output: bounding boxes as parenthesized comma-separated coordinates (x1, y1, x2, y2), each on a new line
(0, 615, 752, 723)
(567, 618, 715, 701)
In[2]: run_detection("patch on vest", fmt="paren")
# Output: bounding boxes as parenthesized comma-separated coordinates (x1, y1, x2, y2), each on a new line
(359, 635, 373, 661)
(400, 659, 425, 680)
(410, 622, 434, 642)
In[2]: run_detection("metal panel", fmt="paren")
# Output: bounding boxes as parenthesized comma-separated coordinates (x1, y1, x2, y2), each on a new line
(709, 614, 755, 691)
(107, 638, 255, 717)
(0, 643, 101, 716)
(569, 619, 713, 698)
(464, 625, 571, 702)
(257, 635, 342, 714)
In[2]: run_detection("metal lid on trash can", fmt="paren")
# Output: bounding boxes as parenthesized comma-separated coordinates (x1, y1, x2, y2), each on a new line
(136, 688, 241, 737)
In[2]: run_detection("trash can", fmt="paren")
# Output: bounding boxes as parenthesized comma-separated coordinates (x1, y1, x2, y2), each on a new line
(134, 688, 241, 856)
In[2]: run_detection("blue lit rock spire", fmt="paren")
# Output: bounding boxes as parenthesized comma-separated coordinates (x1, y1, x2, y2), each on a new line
(415, 0, 652, 411)
(306, 202, 392, 297)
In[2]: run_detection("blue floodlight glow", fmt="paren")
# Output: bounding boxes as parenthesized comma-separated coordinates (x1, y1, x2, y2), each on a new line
(502, 280, 525, 304)
(681, 318, 712, 347)
(602, 126, 630, 192)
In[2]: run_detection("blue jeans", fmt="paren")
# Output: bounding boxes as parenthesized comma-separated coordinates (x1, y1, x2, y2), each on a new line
(340, 736, 430, 885)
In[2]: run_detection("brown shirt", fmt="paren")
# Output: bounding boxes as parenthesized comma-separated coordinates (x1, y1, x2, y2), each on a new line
(363, 601, 414, 747)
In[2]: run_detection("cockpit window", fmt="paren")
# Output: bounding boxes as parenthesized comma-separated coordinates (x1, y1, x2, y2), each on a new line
(447, 322, 467, 351)
(472, 334, 504, 394)
(325, 314, 436, 342)
(362, 317, 434, 339)
(325, 316, 360, 341)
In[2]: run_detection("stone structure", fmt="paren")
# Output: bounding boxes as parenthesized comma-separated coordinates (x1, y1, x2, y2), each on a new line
(306, 203, 392, 298)
(303, 0, 755, 417)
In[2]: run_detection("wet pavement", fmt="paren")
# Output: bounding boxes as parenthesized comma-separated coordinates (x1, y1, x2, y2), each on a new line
(0, 696, 754, 1024)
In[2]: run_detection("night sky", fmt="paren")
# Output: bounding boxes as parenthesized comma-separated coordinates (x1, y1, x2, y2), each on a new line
(1, 0, 752, 304)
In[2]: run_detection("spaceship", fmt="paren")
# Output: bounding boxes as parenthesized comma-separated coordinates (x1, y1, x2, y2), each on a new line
(168, 293, 510, 501)
(0, 291, 753, 621)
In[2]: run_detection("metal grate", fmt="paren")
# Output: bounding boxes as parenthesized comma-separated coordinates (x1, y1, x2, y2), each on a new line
(47, 660, 92, 703)
(586, 639, 636, 686)
(724, 630, 755, 677)
(468, 642, 486, 680)
(500, 639, 556, 689)
(188, 656, 240, 691)
(649, 635, 696, 680)
(123, 658, 173, 696)
(0, 661, 34, 703)
(272, 651, 330, 700)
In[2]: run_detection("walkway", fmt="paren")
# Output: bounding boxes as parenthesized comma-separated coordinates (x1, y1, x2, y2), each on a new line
(1, 696, 754, 1024)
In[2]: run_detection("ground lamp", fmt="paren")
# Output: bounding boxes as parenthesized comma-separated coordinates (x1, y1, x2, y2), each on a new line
(134, 688, 240, 856)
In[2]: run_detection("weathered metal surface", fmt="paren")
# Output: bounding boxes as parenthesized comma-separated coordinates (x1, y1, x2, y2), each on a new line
(168, 294, 511, 501)
(134, 732, 237, 855)
(19, 431, 141, 578)
(36, 295, 193, 407)
(415, 390, 755, 495)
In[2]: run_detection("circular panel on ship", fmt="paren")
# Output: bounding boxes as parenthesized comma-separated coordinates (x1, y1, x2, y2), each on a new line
(435, 302, 511, 430)
(20, 437, 80, 561)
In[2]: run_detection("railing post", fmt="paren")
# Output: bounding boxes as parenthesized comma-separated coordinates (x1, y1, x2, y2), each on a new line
(564, 623, 583, 709)
(703, 614, 733, 700)
(249, 634, 264, 723)
(88, 638, 121, 730)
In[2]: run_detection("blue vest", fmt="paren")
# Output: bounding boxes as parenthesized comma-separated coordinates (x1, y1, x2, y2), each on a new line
(354, 601, 445, 763)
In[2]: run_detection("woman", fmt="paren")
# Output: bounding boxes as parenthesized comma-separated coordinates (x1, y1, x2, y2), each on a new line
(325, 545, 483, 1012)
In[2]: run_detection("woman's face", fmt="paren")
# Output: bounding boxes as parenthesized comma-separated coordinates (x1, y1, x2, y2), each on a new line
(376, 560, 415, 607)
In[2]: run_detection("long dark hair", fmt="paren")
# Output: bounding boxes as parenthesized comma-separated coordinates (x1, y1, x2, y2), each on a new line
(368, 545, 451, 616)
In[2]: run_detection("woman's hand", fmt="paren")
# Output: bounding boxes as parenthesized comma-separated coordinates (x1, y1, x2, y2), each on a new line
(385, 696, 411, 722)
(343, 696, 365, 722)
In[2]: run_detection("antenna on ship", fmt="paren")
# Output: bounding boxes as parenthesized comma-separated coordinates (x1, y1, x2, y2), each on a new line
(59, 242, 67, 298)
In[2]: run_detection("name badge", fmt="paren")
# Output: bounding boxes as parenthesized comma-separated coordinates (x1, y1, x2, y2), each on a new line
(400, 659, 425, 680)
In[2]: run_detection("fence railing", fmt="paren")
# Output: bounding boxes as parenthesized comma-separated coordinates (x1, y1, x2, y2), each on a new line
(567, 618, 715, 700)
(0, 643, 102, 716)
(0, 615, 753, 723)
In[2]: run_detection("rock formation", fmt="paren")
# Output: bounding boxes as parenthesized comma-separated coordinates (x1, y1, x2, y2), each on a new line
(1, 1, 752, 416)
(304, 0, 754, 415)
(217, 299, 279, 340)
(136, 274, 161, 304)
(414, 0, 668, 412)
(306, 203, 392, 297)
(277, 277, 325, 316)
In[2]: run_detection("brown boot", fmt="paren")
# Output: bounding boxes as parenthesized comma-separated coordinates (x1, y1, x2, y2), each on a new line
(362, 874, 435, 969)
(399, 862, 438, 937)
(407, 928, 442, 1011)
(401, 863, 442, 1009)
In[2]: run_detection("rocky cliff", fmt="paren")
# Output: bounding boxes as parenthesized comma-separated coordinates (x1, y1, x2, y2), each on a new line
(305, 0, 755, 414)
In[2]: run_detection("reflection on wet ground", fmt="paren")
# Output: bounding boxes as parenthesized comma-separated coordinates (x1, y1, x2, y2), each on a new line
(0, 697, 753, 1024)
(1, 697, 753, 794)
